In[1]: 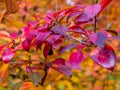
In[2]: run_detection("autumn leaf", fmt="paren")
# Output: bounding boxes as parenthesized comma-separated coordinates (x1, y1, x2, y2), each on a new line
(28, 72, 41, 86)
(90, 45, 116, 70)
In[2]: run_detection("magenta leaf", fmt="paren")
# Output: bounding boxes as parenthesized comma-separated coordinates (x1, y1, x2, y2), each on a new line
(27, 30, 39, 44)
(44, 12, 55, 24)
(90, 45, 116, 70)
(47, 34, 61, 45)
(75, 13, 93, 24)
(89, 31, 108, 48)
(59, 44, 77, 54)
(36, 30, 52, 48)
(27, 21, 38, 28)
(68, 50, 83, 69)
(2, 48, 15, 63)
(68, 25, 87, 34)
(84, 4, 101, 18)
(52, 58, 72, 76)
(50, 25, 67, 36)
(22, 39, 30, 51)
(67, 11, 82, 22)
(10, 32, 18, 39)
(53, 58, 65, 65)
(52, 65, 72, 77)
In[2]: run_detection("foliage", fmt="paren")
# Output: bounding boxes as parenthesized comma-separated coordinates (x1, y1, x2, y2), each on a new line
(0, 0, 120, 90)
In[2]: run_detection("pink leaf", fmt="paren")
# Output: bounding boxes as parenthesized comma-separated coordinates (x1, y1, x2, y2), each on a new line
(10, 32, 18, 39)
(84, 4, 101, 18)
(50, 25, 67, 36)
(2, 48, 15, 63)
(36, 30, 52, 48)
(67, 11, 82, 22)
(89, 31, 108, 48)
(52, 58, 72, 76)
(75, 13, 93, 24)
(68, 25, 87, 34)
(90, 45, 116, 70)
(44, 12, 55, 24)
(27, 21, 38, 28)
(68, 50, 83, 69)
(47, 34, 61, 45)
(59, 44, 77, 54)
(27, 30, 39, 44)
(22, 39, 30, 51)
(52, 65, 72, 77)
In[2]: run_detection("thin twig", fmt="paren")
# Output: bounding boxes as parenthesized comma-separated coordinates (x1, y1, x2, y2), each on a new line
(94, 16, 97, 32)
(94, 0, 99, 32)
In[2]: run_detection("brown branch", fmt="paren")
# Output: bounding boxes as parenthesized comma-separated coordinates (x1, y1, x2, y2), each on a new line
(28, 55, 32, 72)
(40, 65, 48, 86)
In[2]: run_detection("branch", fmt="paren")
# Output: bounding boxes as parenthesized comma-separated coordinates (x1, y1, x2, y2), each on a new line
(28, 55, 32, 72)
(94, 16, 97, 32)
(40, 65, 48, 86)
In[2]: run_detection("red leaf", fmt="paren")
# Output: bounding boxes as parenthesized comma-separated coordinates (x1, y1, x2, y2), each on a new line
(43, 44, 51, 58)
(53, 38, 63, 49)
(2, 48, 15, 63)
(22, 39, 30, 51)
(100, 0, 112, 12)
(90, 45, 116, 70)
(68, 50, 83, 69)
(36, 30, 52, 48)
(84, 4, 101, 18)
(53, 58, 65, 65)
(50, 25, 67, 36)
